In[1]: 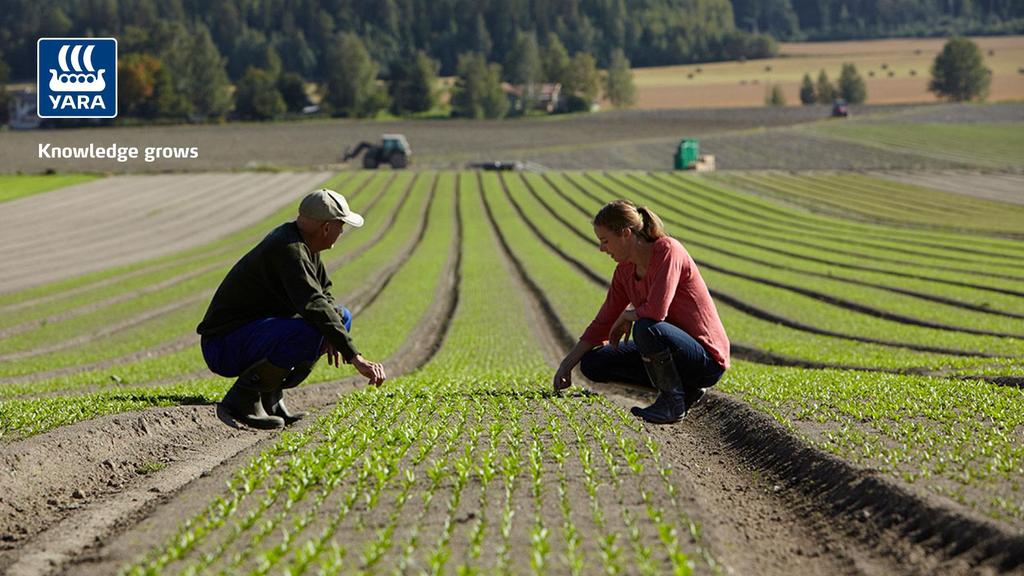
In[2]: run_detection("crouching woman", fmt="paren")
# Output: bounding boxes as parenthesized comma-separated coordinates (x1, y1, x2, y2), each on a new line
(552, 200, 730, 423)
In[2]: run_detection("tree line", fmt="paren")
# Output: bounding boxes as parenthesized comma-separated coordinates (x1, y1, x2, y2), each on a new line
(732, 0, 1022, 40)
(0, 0, 774, 83)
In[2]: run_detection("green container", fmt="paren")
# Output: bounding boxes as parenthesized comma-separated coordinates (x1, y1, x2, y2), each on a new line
(675, 139, 699, 170)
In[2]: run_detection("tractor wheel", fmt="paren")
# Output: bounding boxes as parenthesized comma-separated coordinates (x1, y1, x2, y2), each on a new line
(362, 154, 379, 169)
(390, 152, 409, 169)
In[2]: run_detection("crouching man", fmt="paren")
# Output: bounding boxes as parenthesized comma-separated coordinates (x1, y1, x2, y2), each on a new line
(197, 188, 387, 429)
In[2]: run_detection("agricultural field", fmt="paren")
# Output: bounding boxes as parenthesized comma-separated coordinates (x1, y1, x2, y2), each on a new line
(0, 168, 1022, 575)
(630, 35, 1024, 109)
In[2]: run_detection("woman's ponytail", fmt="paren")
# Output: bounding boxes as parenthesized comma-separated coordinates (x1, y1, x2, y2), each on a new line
(594, 200, 666, 241)
(636, 206, 666, 241)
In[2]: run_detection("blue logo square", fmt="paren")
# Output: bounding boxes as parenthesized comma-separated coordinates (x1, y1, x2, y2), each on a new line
(37, 38, 118, 118)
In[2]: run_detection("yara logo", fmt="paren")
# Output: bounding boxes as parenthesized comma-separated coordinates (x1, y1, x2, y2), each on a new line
(37, 38, 117, 119)
(49, 44, 107, 92)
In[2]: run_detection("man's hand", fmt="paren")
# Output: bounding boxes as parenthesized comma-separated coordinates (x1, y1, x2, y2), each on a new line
(352, 354, 387, 386)
(608, 309, 637, 350)
(321, 341, 341, 367)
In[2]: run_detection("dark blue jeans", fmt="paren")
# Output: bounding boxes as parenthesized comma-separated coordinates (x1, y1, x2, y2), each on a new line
(201, 306, 352, 377)
(580, 318, 723, 391)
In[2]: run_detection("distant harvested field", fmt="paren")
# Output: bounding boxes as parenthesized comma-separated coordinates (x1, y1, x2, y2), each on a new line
(630, 35, 1024, 109)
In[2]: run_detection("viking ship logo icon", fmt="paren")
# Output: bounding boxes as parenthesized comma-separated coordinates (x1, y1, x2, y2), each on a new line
(49, 44, 106, 92)
(37, 37, 117, 118)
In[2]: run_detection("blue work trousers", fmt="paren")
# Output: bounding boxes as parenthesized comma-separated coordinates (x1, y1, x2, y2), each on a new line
(201, 306, 352, 377)
(580, 318, 723, 391)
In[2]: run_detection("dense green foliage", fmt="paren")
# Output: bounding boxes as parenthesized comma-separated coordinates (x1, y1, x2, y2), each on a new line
(234, 67, 287, 120)
(0, 0, 772, 85)
(765, 84, 786, 106)
(604, 48, 637, 108)
(929, 36, 992, 102)
(799, 73, 816, 104)
(450, 53, 508, 119)
(732, 0, 1024, 39)
(388, 52, 440, 115)
(323, 32, 386, 118)
(838, 63, 867, 103)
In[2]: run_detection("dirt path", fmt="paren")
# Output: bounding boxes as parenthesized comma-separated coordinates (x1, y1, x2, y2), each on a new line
(0, 186, 462, 576)
(0, 172, 332, 294)
(486, 186, 1023, 574)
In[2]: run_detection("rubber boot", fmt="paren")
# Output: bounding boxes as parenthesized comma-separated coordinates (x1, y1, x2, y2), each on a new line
(220, 360, 288, 429)
(630, 349, 687, 424)
(262, 360, 313, 424)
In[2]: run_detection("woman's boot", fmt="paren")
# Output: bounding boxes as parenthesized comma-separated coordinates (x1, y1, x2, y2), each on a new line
(630, 349, 687, 424)
(221, 359, 288, 429)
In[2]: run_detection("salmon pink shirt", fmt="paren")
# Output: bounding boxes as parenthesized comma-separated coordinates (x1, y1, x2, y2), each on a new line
(581, 236, 730, 370)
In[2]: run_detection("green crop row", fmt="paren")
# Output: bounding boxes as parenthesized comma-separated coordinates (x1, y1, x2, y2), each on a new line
(120, 172, 709, 575)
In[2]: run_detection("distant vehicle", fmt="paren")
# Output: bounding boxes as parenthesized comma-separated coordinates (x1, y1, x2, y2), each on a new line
(674, 139, 715, 172)
(342, 134, 411, 169)
(831, 99, 850, 118)
(466, 160, 525, 171)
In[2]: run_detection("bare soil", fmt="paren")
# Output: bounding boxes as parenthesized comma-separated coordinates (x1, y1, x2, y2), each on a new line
(0, 171, 331, 293)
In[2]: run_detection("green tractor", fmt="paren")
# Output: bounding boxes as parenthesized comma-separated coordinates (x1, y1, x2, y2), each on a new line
(342, 134, 411, 169)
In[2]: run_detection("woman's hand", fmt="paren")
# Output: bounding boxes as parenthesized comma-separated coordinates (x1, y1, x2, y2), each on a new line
(608, 309, 638, 349)
(553, 362, 573, 392)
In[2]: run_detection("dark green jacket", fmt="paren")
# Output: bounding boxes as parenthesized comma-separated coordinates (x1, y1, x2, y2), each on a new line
(197, 222, 359, 361)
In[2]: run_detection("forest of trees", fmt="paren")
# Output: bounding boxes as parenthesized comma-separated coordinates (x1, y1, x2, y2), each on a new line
(732, 0, 1022, 40)
(0, 0, 1017, 121)
(0, 0, 778, 83)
